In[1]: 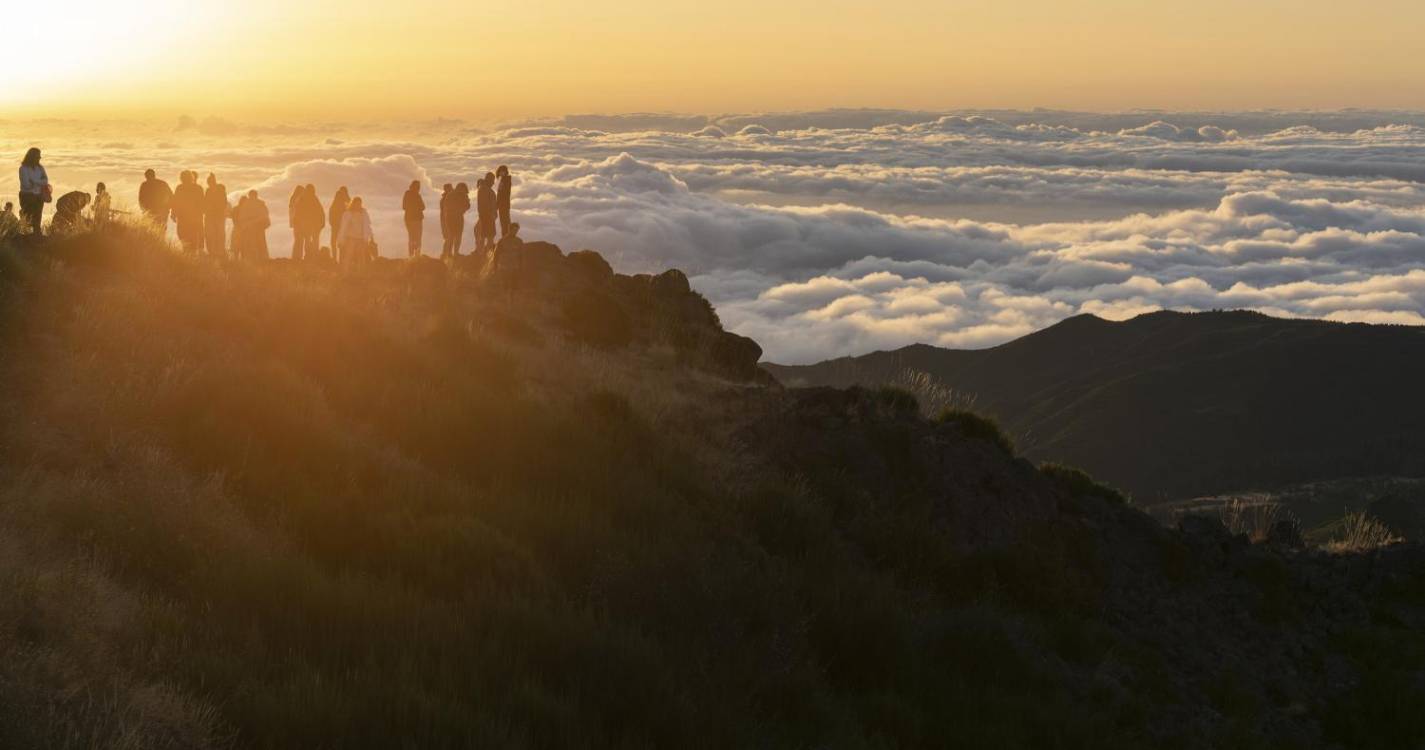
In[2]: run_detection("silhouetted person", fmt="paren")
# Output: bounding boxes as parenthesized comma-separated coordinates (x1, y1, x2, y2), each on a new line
(139, 169, 173, 233)
(475, 173, 497, 253)
(328, 186, 350, 255)
(438, 183, 453, 254)
(339, 196, 373, 268)
(231, 195, 249, 260)
(238, 190, 270, 260)
(496, 165, 512, 237)
(204, 174, 229, 257)
(402, 181, 424, 256)
(18, 148, 50, 236)
(298, 185, 325, 260)
(288, 186, 304, 258)
(0, 202, 18, 235)
(172, 171, 206, 253)
(444, 182, 470, 258)
(51, 191, 91, 233)
(92, 183, 112, 227)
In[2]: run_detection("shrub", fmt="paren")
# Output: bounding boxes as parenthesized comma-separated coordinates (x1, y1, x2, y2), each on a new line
(935, 408, 1014, 455)
(1040, 463, 1130, 505)
(874, 385, 920, 415)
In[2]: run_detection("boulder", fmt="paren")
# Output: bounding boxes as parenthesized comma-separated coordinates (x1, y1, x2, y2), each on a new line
(567, 250, 614, 284)
(709, 332, 764, 381)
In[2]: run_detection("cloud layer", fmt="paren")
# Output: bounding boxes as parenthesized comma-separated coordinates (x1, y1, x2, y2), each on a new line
(5, 110, 1425, 362)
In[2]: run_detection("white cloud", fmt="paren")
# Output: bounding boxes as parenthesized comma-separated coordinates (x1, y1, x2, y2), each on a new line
(4, 110, 1424, 363)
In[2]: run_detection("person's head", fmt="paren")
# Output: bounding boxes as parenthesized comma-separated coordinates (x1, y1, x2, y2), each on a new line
(3, 202, 12, 213)
(350, 196, 364, 211)
(484, 171, 496, 184)
(291, 185, 303, 197)
(336, 186, 349, 200)
(248, 190, 259, 200)
(508, 222, 520, 237)
(457, 182, 468, 193)
(145, 168, 156, 180)
(96, 182, 106, 194)
(22, 148, 41, 168)
(182, 171, 195, 184)
(496, 165, 508, 177)
(206, 172, 217, 187)
(305, 184, 316, 195)
(409, 180, 420, 192)
(442, 183, 452, 193)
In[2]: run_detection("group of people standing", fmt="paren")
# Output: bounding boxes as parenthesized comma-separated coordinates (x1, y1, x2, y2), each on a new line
(13, 147, 517, 267)
(140, 169, 275, 260)
(406, 165, 513, 259)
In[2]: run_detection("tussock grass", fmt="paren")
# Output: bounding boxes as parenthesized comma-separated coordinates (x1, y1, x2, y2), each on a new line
(1326, 512, 1401, 553)
(1218, 496, 1298, 543)
(890, 367, 977, 419)
(935, 408, 1015, 456)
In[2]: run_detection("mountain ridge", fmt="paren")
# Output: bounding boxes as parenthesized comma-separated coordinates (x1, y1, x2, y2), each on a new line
(766, 309, 1425, 502)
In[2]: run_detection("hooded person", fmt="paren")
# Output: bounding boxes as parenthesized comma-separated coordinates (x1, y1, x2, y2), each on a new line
(475, 172, 497, 254)
(402, 180, 424, 257)
(171, 170, 206, 252)
(51, 191, 91, 233)
(495, 165, 512, 237)
(338, 196, 374, 268)
(444, 182, 470, 258)
(328, 186, 350, 255)
(204, 174, 229, 257)
(138, 169, 174, 231)
(239, 190, 270, 260)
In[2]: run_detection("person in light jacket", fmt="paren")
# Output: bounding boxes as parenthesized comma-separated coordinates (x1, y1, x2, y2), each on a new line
(338, 196, 373, 268)
(92, 183, 112, 227)
(18, 148, 50, 236)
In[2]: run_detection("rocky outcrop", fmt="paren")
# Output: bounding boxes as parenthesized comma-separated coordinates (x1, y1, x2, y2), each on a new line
(477, 242, 770, 383)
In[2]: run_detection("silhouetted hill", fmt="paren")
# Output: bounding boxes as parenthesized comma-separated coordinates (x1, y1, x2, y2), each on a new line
(2, 226, 1425, 749)
(767, 310, 1425, 502)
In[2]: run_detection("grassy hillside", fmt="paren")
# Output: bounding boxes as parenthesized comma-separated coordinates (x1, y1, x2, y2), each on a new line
(2, 226, 1424, 749)
(766, 311, 1425, 503)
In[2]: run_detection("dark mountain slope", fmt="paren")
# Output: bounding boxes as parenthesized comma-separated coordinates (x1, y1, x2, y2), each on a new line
(767, 311, 1425, 502)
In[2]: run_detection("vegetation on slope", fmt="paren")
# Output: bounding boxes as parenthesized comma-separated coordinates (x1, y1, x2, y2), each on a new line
(0, 226, 1423, 749)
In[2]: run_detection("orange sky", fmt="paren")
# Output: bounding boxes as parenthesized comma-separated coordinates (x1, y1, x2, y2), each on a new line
(6, 0, 1425, 118)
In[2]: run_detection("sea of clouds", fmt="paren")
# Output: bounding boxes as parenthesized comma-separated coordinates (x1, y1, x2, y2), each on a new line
(4, 109, 1425, 363)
